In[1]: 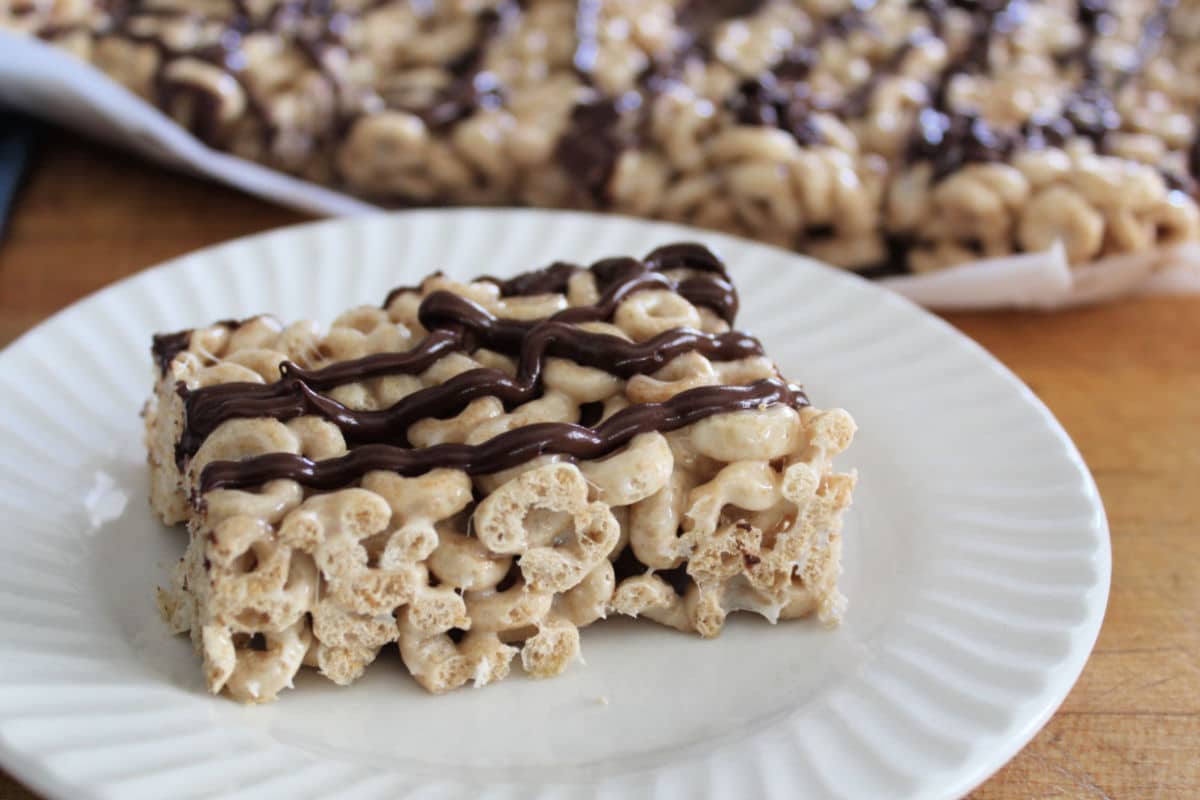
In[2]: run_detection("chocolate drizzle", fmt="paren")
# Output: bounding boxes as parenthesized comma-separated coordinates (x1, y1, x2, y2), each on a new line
(867, 0, 1188, 274)
(163, 243, 802, 493)
(152, 330, 193, 377)
(51, 0, 511, 151)
(489, 261, 578, 297)
(559, 0, 800, 200)
(389, 243, 738, 323)
(903, 0, 1027, 180)
(904, 0, 1178, 183)
(554, 94, 642, 204)
(912, 111, 1018, 182)
(401, 4, 517, 131)
(643, 241, 728, 274)
(35, 0, 1200, 285)
(724, 5, 881, 146)
(180, 294, 767, 458)
(153, 318, 246, 377)
(727, 75, 823, 147)
(198, 377, 806, 493)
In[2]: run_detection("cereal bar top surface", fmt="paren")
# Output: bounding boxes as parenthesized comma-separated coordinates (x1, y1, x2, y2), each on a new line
(156, 242, 807, 499)
(11, 0, 1200, 276)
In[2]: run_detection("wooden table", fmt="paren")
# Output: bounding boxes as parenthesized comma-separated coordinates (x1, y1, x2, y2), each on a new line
(1, 130, 1196, 800)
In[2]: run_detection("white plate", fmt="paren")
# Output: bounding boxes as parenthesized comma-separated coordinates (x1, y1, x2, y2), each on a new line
(0, 209, 1109, 800)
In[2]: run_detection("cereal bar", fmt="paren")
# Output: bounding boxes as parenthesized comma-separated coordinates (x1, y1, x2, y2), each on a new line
(8, 0, 1200, 276)
(146, 243, 856, 702)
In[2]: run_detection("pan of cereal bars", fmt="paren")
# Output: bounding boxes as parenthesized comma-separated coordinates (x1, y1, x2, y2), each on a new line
(1, 0, 1199, 307)
(0, 210, 1108, 799)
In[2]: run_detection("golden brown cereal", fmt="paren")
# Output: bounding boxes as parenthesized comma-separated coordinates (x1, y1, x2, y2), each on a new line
(12, 0, 1200, 276)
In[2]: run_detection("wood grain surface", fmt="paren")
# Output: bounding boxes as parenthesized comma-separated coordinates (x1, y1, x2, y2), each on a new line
(0, 130, 1196, 800)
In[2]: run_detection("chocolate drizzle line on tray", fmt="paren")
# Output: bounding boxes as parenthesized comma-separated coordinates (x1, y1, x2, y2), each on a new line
(725, 4, 874, 145)
(870, 0, 1182, 274)
(904, 0, 1030, 181)
(558, 0, 822, 204)
(42, 1, 510, 149)
(198, 377, 806, 493)
(905, 0, 1179, 180)
(40, 0, 1200, 280)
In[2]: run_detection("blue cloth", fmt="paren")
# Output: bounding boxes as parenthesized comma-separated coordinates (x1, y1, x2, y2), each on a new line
(0, 113, 38, 241)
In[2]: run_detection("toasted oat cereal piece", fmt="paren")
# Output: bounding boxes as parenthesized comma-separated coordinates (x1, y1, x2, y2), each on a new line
(147, 242, 856, 702)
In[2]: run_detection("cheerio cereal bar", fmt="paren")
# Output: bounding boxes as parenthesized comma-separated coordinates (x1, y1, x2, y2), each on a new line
(11, 0, 1200, 277)
(146, 243, 856, 702)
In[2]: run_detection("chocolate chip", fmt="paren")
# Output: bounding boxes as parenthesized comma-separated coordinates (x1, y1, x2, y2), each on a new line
(555, 98, 629, 203)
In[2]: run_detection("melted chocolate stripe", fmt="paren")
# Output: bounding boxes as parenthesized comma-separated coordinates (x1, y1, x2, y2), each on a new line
(486, 262, 579, 297)
(541, 270, 676, 323)
(643, 242, 730, 276)
(152, 330, 193, 377)
(166, 241, 730, 385)
(676, 276, 738, 322)
(198, 378, 806, 492)
(77, 1, 510, 152)
(385, 244, 735, 322)
(181, 290, 767, 456)
(179, 246, 738, 459)
(152, 317, 247, 377)
(181, 248, 737, 448)
(560, 254, 735, 322)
